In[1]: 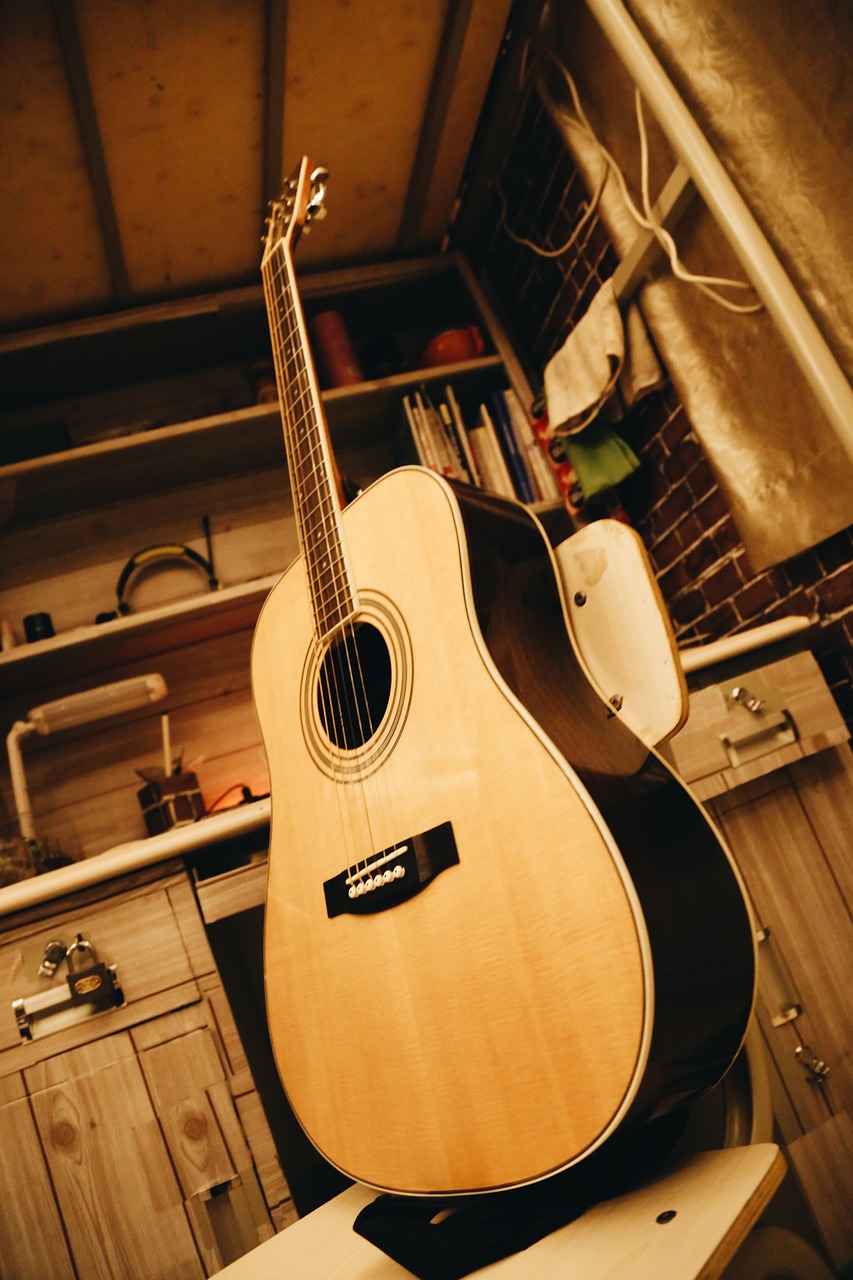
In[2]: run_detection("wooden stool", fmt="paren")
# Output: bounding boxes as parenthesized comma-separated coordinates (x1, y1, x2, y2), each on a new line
(215, 1144, 785, 1279)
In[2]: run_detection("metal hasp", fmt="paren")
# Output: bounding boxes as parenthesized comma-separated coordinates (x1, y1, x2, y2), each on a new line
(323, 821, 458, 918)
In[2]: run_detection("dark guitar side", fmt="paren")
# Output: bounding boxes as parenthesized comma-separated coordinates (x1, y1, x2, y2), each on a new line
(452, 481, 757, 1119)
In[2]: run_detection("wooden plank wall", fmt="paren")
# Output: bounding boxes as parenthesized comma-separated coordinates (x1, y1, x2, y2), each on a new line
(0, 434, 393, 861)
(1, 628, 265, 859)
(0, 465, 297, 640)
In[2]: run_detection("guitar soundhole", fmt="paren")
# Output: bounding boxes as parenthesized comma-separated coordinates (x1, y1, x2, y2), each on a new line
(317, 622, 393, 750)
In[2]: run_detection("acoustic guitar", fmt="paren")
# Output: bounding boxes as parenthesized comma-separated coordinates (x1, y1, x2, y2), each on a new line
(253, 158, 756, 1196)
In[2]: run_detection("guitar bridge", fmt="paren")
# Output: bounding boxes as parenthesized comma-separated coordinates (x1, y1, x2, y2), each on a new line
(323, 821, 458, 918)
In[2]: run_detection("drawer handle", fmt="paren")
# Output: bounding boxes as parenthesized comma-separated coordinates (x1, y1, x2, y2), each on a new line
(12, 935, 124, 1041)
(720, 707, 797, 767)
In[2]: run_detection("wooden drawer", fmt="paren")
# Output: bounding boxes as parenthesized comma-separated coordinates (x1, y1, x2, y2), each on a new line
(668, 651, 849, 801)
(0, 867, 213, 1065)
(194, 858, 268, 924)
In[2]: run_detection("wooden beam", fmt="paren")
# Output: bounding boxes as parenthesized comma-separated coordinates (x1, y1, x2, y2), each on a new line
(448, 0, 548, 251)
(262, 0, 289, 208)
(396, 0, 476, 254)
(609, 159, 696, 303)
(47, 0, 130, 304)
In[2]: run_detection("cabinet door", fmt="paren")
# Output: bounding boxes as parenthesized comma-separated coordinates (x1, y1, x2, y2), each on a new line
(137, 1023, 275, 1272)
(25, 1034, 205, 1280)
(0, 1074, 75, 1280)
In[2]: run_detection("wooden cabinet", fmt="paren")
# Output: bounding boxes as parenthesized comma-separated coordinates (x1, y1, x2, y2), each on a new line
(668, 650, 853, 1272)
(0, 863, 294, 1278)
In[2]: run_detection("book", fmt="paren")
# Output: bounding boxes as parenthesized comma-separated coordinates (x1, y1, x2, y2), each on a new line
(438, 402, 474, 484)
(415, 390, 465, 480)
(443, 384, 481, 486)
(487, 389, 536, 503)
(468, 405, 516, 498)
(502, 387, 562, 502)
(401, 394, 439, 471)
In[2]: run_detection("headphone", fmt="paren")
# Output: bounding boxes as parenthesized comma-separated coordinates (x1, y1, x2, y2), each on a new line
(96, 543, 219, 624)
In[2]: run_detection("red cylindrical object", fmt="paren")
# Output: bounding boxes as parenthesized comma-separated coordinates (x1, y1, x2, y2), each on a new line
(310, 311, 364, 387)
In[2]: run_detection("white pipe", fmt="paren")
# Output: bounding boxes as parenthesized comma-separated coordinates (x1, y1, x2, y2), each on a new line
(5, 674, 168, 845)
(6, 721, 37, 841)
(584, 0, 853, 469)
(28, 673, 167, 735)
(0, 797, 271, 919)
(679, 615, 814, 674)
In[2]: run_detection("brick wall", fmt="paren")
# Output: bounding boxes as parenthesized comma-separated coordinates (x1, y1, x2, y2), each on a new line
(461, 78, 853, 727)
(623, 389, 853, 726)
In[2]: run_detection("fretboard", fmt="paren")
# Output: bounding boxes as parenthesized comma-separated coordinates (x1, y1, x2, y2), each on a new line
(262, 243, 358, 640)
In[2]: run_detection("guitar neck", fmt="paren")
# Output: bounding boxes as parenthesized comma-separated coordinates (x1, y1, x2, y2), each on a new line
(261, 232, 358, 640)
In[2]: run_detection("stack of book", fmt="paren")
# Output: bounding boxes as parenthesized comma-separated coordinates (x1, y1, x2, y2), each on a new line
(400, 384, 561, 505)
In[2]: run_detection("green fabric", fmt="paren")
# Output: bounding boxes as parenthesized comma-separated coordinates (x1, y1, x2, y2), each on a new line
(558, 423, 639, 498)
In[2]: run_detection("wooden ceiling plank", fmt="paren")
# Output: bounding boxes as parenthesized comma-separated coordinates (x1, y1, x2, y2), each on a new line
(282, 1, 451, 268)
(395, 0, 475, 256)
(47, 0, 130, 304)
(416, 0, 516, 248)
(73, 1, 265, 297)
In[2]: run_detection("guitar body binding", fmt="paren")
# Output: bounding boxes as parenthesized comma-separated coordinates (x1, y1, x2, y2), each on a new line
(254, 466, 756, 1196)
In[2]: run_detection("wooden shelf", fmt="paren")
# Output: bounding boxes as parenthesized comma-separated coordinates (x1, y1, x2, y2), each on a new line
(0, 357, 505, 529)
(0, 574, 279, 698)
(1, 405, 283, 526)
(0, 252, 537, 710)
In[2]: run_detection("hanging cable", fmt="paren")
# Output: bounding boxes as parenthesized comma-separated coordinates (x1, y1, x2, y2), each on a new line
(506, 44, 763, 315)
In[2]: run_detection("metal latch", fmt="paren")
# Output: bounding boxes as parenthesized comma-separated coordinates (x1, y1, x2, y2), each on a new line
(794, 1043, 830, 1085)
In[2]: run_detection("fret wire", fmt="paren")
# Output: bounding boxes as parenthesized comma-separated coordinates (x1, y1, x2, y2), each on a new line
(312, 566, 349, 603)
(297, 473, 337, 516)
(307, 567, 349, 608)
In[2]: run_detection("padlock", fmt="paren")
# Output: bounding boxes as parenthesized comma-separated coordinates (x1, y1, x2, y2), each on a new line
(65, 935, 120, 1007)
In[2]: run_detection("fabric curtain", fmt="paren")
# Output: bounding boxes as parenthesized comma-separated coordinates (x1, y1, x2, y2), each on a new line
(539, 0, 853, 570)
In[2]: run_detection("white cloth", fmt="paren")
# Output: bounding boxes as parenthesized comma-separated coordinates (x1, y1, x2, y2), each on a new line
(544, 280, 663, 436)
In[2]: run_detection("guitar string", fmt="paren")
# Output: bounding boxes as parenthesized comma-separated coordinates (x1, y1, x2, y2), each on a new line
(283, 292, 383, 891)
(283, 292, 406, 893)
(262, 248, 357, 881)
(271, 207, 399, 895)
(266, 233, 387, 891)
(265, 247, 367, 892)
(281, 284, 383, 887)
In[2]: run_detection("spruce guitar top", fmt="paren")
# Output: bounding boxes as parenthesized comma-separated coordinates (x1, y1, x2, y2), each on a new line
(253, 158, 756, 1196)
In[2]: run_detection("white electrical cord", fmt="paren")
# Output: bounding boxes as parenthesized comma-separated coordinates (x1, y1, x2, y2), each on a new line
(499, 44, 763, 315)
(632, 85, 763, 313)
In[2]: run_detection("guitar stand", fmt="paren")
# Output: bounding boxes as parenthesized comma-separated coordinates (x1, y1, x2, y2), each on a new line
(212, 1138, 787, 1280)
(352, 1114, 687, 1280)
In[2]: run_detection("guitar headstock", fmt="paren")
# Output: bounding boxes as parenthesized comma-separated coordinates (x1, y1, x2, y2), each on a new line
(263, 158, 329, 265)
